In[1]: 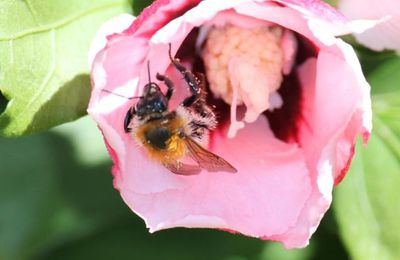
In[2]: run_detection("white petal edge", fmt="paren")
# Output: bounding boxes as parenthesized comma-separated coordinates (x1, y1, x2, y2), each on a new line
(88, 14, 136, 68)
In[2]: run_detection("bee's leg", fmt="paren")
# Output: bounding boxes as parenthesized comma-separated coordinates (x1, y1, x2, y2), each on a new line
(124, 106, 136, 133)
(156, 73, 174, 100)
(168, 44, 200, 107)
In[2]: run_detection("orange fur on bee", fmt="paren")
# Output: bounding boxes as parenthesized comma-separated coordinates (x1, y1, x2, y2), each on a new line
(133, 115, 188, 164)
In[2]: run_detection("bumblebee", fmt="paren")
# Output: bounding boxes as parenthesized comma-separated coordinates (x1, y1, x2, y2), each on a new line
(124, 45, 237, 175)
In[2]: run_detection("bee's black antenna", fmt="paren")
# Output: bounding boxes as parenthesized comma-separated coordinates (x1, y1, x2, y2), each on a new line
(168, 43, 173, 61)
(147, 60, 151, 84)
(101, 89, 142, 100)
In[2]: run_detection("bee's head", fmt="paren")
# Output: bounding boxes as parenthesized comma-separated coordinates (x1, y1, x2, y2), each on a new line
(142, 82, 162, 96)
(136, 82, 168, 118)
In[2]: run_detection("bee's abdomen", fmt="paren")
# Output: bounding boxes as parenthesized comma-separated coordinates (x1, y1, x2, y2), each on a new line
(144, 127, 171, 150)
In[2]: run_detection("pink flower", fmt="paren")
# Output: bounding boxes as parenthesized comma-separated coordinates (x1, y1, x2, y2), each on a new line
(339, 0, 400, 52)
(88, 0, 372, 248)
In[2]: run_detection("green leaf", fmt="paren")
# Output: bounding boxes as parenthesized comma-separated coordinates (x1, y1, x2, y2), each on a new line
(356, 48, 398, 76)
(0, 0, 132, 136)
(132, 0, 153, 15)
(368, 57, 400, 95)
(323, 0, 338, 7)
(334, 58, 400, 260)
(371, 58, 400, 146)
(334, 132, 400, 260)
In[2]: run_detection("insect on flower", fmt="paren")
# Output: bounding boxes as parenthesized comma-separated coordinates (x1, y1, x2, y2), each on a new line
(89, 0, 374, 248)
(123, 44, 237, 175)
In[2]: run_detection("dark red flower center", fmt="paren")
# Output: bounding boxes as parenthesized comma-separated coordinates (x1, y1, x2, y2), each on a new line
(175, 28, 318, 144)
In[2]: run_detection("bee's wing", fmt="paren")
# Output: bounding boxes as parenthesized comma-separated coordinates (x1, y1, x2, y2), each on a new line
(164, 162, 202, 176)
(184, 137, 237, 173)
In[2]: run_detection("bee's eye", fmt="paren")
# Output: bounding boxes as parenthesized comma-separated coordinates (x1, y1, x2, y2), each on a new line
(153, 100, 165, 111)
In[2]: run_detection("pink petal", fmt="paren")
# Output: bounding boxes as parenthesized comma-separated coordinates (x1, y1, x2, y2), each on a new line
(120, 118, 312, 238)
(339, 0, 400, 52)
(88, 14, 135, 68)
(277, 0, 347, 22)
(88, 0, 372, 248)
(281, 30, 298, 75)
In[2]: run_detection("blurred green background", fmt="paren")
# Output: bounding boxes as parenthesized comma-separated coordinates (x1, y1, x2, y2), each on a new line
(1, 0, 400, 259)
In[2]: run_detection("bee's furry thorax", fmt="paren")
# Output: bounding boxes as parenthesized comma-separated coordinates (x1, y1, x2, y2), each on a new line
(130, 105, 216, 164)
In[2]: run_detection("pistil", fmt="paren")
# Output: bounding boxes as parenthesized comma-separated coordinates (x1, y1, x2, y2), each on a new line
(202, 24, 297, 137)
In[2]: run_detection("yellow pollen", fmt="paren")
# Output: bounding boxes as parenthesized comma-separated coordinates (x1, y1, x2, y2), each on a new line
(166, 134, 186, 159)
